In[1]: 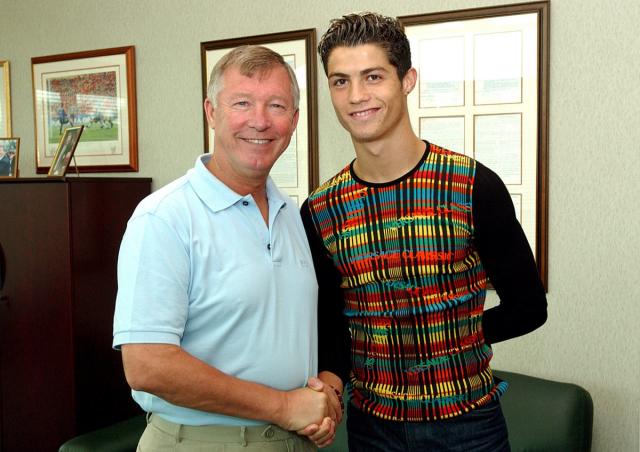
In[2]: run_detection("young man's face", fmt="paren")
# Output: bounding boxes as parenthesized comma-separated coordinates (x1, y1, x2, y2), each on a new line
(326, 43, 414, 145)
(204, 65, 299, 180)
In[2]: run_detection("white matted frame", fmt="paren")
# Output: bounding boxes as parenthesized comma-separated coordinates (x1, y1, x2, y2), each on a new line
(32, 46, 138, 173)
(0, 61, 11, 138)
(200, 29, 319, 204)
(400, 1, 549, 288)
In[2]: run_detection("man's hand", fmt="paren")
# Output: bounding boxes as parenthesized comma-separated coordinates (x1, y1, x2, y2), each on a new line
(296, 376, 344, 447)
(309, 376, 343, 424)
(298, 416, 336, 448)
(276, 383, 330, 432)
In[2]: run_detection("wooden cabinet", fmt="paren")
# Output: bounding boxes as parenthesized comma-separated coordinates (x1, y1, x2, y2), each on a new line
(0, 178, 151, 451)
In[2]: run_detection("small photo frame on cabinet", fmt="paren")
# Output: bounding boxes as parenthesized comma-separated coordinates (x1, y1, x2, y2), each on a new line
(200, 29, 319, 204)
(32, 46, 138, 173)
(47, 126, 84, 178)
(0, 138, 19, 178)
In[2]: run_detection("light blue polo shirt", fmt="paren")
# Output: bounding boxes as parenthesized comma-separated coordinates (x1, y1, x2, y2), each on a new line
(113, 154, 318, 426)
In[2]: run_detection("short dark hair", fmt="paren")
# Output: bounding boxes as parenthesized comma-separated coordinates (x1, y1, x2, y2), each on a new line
(318, 12, 411, 80)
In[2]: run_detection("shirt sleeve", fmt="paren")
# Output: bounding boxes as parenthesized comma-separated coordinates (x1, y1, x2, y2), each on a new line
(113, 212, 191, 349)
(301, 200, 351, 384)
(472, 162, 548, 344)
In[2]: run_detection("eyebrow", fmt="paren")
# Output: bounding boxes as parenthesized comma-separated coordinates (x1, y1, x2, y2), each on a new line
(226, 92, 290, 102)
(328, 66, 389, 79)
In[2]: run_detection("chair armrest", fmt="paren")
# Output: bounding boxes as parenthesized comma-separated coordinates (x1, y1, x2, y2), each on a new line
(494, 370, 593, 452)
(58, 415, 146, 452)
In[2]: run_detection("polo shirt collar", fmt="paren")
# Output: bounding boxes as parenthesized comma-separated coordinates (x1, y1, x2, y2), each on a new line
(189, 154, 287, 213)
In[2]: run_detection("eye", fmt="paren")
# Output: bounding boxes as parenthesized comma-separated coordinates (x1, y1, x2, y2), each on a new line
(332, 78, 348, 87)
(367, 74, 382, 82)
(233, 100, 250, 108)
(270, 103, 286, 110)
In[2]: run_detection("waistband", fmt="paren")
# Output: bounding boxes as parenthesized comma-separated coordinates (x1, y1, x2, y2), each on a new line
(149, 414, 294, 444)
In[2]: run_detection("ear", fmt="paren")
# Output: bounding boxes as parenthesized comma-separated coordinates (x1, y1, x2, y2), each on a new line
(204, 98, 216, 129)
(291, 108, 300, 131)
(401, 67, 417, 96)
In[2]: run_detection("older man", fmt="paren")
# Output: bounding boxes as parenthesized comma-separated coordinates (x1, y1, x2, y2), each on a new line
(113, 45, 339, 451)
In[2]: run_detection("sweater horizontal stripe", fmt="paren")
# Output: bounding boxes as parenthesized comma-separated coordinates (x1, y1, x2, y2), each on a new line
(307, 144, 506, 421)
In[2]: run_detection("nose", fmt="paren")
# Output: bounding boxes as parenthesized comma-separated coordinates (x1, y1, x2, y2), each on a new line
(349, 80, 370, 104)
(247, 105, 271, 131)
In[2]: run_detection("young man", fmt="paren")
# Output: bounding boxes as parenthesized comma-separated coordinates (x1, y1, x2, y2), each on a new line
(302, 13, 547, 451)
(114, 45, 340, 451)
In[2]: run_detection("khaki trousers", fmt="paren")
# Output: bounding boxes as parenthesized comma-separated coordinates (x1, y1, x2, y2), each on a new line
(137, 414, 317, 451)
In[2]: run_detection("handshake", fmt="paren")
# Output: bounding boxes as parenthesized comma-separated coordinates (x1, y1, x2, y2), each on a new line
(279, 376, 344, 448)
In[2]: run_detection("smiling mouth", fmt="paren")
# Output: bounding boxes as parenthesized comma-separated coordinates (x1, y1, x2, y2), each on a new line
(350, 108, 379, 119)
(242, 138, 272, 144)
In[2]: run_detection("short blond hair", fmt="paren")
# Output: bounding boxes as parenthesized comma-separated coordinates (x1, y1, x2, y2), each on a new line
(207, 45, 300, 109)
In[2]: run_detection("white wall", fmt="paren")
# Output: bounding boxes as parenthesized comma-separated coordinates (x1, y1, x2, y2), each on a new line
(1, 0, 639, 450)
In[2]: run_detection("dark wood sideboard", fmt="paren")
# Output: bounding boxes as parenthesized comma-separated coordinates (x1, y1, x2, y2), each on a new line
(0, 177, 151, 451)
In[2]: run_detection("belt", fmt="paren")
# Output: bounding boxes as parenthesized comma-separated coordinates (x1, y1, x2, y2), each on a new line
(149, 414, 294, 443)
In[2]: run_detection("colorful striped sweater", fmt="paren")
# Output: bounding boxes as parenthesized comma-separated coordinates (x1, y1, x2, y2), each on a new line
(302, 142, 547, 421)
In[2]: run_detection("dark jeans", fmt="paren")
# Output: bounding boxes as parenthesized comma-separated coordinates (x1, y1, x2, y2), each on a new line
(347, 399, 510, 452)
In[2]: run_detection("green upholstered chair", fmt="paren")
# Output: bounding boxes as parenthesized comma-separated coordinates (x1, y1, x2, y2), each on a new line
(58, 416, 146, 452)
(493, 370, 593, 452)
(59, 370, 593, 452)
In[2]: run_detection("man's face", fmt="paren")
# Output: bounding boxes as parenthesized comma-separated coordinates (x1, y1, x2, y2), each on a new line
(327, 44, 414, 144)
(204, 65, 299, 180)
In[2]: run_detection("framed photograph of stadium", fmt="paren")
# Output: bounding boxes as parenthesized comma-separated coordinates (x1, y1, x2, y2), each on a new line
(399, 1, 550, 288)
(31, 46, 138, 173)
(47, 126, 84, 178)
(0, 138, 19, 178)
(0, 60, 11, 138)
(200, 29, 319, 204)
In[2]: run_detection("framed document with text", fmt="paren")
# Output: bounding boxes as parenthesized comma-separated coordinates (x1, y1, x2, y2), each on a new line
(201, 29, 319, 205)
(400, 1, 549, 287)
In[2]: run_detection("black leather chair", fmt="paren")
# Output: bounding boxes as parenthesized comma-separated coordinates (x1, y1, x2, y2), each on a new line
(59, 370, 593, 452)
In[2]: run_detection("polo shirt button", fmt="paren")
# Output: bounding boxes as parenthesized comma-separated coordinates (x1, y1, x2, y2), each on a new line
(267, 244, 271, 250)
(265, 428, 274, 438)
(242, 201, 249, 206)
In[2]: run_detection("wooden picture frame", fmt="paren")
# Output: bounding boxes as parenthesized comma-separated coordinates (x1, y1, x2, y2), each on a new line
(200, 29, 319, 204)
(47, 126, 84, 178)
(0, 138, 19, 178)
(399, 1, 550, 288)
(32, 46, 138, 173)
(0, 61, 11, 138)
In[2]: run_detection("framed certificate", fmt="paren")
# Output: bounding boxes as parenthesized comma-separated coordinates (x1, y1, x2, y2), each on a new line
(201, 29, 319, 204)
(400, 1, 550, 287)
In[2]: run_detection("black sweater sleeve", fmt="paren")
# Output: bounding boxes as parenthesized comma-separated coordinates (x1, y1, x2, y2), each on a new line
(473, 162, 547, 344)
(301, 200, 351, 384)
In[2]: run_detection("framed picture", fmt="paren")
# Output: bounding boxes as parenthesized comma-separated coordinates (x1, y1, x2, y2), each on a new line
(47, 126, 84, 178)
(0, 61, 11, 137)
(32, 46, 138, 173)
(200, 29, 318, 204)
(399, 1, 550, 287)
(0, 138, 19, 178)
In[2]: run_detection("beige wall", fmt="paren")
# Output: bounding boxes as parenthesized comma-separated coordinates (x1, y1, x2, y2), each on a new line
(1, 0, 639, 450)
